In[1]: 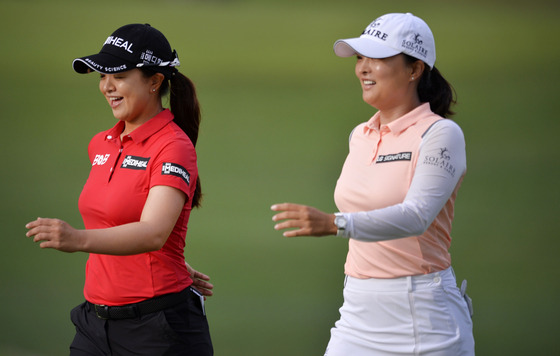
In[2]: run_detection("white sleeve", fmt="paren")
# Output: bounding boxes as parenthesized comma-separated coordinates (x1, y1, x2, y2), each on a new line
(337, 120, 467, 241)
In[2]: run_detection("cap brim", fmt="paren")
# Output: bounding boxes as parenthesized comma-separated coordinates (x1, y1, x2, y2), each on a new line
(334, 38, 401, 59)
(72, 52, 133, 74)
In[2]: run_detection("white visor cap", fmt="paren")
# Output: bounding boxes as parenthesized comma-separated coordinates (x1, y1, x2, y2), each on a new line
(334, 13, 436, 69)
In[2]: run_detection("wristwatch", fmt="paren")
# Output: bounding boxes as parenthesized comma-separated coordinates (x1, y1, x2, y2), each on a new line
(334, 212, 347, 236)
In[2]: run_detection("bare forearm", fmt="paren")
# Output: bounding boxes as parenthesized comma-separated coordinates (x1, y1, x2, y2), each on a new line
(79, 222, 169, 255)
(26, 218, 170, 255)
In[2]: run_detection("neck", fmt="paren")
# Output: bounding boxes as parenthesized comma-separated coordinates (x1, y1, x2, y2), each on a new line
(120, 106, 164, 139)
(378, 99, 422, 126)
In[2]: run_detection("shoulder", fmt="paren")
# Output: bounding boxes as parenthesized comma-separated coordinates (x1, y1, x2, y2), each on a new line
(150, 120, 195, 150)
(87, 130, 111, 152)
(419, 119, 466, 168)
(163, 120, 193, 141)
(348, 122, 369, 141)
(90, 129, 110, 142)
(151, 122, 197, 167)
(422, 119, 464, 142)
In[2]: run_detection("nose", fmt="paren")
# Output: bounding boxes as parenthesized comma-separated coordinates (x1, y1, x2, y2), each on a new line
(100, 75, 115, 93)
(356, 57, 371, 74)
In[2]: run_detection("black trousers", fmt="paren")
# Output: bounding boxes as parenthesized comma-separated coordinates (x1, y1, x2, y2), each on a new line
(69, 288, 213, 355)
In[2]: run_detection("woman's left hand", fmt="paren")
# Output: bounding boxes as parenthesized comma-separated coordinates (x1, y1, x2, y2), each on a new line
(185, 261, 214, 297)
(271, 203, 337, 237)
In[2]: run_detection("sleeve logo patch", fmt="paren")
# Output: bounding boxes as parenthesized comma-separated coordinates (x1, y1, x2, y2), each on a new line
(422, 147, 456, 177)
(121, 155, 150, 170)
(376, 152, 412, 163)
(162, 162, 190, 185)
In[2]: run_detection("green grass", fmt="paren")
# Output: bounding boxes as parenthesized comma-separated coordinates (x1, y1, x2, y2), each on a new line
(1, 0, 559, 355)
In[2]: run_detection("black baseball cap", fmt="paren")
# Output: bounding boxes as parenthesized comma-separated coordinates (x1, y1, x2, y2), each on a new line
(72, 23, 180, 78)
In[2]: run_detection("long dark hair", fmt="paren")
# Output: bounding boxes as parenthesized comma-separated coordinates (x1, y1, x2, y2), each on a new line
(142, 68, 203, 208)
(404, 55, 456, 118)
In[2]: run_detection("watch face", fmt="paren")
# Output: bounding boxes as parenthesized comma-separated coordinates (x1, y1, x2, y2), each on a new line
(335, 216, 346, 229)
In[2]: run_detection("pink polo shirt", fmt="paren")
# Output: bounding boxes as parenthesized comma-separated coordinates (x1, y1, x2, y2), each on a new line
(334, 103, 466, 278)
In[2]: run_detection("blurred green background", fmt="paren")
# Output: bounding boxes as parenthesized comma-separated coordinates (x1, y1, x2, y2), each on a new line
(1, 0, 558, 355)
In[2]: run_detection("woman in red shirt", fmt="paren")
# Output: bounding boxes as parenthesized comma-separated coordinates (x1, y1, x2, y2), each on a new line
(26, 24, 213, 355)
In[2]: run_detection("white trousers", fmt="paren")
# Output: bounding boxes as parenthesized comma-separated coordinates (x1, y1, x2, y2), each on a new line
(324, 267, 474, 356)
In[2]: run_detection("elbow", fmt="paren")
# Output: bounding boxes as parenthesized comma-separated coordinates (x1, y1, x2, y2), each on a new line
(399, 200, 434, 236)
(408, 224, 428, 236)
(405, 209, 432, 236)
(149, 234, 169, 251)
(140, 227, 170, 252)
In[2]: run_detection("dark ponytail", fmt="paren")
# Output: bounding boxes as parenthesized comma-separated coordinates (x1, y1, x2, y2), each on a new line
(142, 68, 203, 208)
(168, 72, 201, 147)
(169, 72, 202, 208)
(405, 55, 456, 118)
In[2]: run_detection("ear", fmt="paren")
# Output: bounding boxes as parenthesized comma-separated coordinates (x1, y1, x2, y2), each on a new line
(150, 73, 165, 92)
(410, 60, 425, 81)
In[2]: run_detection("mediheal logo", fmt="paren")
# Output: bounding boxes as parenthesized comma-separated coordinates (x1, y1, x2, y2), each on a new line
(104, 36, 134, 53)
(121, 155, 150, 170)
(140, 49, 164, 66)
(162, 162, 190, 185)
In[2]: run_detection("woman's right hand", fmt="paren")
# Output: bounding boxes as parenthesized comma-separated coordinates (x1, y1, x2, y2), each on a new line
(25, 217, 83, 252)
(271, 203, 337, 237)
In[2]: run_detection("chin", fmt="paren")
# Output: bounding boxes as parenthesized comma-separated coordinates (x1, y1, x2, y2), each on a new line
(111, 110, 125, 121)
(362, 97, 377, 108)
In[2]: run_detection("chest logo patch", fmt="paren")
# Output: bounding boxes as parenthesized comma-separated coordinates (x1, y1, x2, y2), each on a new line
(162, 162, 190, 185)
(92, 154, 110, 166)
(376, 152, 412, 163)
(121, 155, 150, 170)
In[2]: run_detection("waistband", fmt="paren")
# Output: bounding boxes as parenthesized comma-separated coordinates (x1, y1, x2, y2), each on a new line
(345, 266, 456, 292)
(87, 287, 199, 320)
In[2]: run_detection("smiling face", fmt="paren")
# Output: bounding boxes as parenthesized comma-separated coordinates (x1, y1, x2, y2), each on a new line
(99, 69, 164, 129)
(355, 54, 423, 122)
(355, 54, 412, 109)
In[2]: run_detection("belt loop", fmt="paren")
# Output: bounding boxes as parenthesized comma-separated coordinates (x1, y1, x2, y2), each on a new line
(407, 276, 413, 293)
(132, 304, 140, 319)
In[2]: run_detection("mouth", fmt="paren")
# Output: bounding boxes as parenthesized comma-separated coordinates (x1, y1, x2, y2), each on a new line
(363, 80, 376, 86)
(109, 96, 123, 108)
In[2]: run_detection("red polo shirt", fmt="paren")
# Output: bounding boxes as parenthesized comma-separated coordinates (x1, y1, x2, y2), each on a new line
(78, 109, 197, 305)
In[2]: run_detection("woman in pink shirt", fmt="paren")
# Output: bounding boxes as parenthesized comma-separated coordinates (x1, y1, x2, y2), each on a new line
(272, 13, 474, 355)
